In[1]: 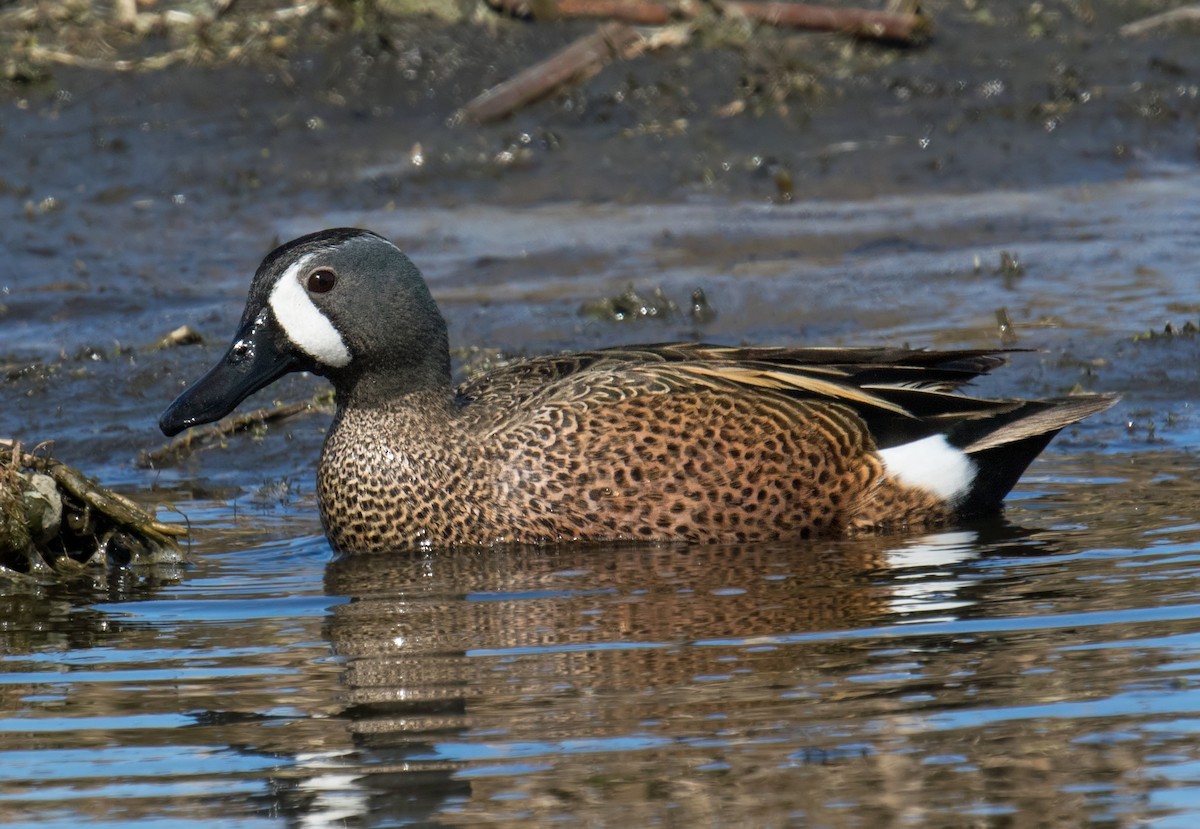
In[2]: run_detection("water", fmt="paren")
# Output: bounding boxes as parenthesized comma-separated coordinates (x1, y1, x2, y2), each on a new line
(5, 466, 1200, 826)
(1, 171, 1198, 826)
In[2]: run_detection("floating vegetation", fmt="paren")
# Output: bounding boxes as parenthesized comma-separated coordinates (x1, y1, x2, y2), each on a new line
(972, 250, 1026, 278)
(580, 284, 680, 322)
(580, 284, 718, 324)
(0, 441, 185, 577)
(1131, 320, 1200, 342)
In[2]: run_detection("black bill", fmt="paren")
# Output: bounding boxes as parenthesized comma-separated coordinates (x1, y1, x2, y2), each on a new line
(159, 309, 297, 436)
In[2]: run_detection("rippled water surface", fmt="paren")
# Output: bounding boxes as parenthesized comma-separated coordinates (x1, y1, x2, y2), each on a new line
(2, 173, 1198, 826)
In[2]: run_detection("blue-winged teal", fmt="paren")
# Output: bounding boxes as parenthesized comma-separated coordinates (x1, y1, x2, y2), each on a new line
(160, 228, 1118, 553)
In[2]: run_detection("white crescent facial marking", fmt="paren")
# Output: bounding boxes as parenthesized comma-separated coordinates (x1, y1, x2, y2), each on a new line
(878, 434, 976, 504)
(268, 253, 352, 368)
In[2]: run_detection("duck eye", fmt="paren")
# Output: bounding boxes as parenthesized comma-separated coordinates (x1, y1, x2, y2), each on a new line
(306, 268, 337, 294)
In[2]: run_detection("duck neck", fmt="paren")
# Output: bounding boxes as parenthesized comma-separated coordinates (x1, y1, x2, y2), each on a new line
(335, 377, 456, 420)
(333, 349, 455, 414)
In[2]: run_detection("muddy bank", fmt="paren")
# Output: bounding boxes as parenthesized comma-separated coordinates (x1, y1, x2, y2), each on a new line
(3, 0, 1200, 213)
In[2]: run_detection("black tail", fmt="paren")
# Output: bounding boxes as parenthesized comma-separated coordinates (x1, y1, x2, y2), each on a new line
(950, 394, 1119, 516)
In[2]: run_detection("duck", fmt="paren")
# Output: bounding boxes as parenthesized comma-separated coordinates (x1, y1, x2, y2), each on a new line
(159, 227, 1118, 553)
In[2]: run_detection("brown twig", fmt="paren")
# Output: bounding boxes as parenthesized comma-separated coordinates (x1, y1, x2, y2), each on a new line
(726, 1, 931, 42)
(460, 22, 646, 123)
(490, 0, 683, 24)
(560, 0, 679, 24)
(137, 398, 325, 468)
(487, 0, 930, 42)
(1120, 5, 1200, 36)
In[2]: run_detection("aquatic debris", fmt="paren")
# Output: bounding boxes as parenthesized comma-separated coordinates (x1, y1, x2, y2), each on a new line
(22, 196, 62, 219)
(580, 284, 718, 324)
(137, 391, 333, 468)
(975, 250, 1025, 278)
(579, 284, 679, 322)
(995, 307, 1018, 345)
(580, 285, 720, 323)
(996, 251, 1025, 277)
(1131, 319, 1200, 342)
(0, 440, 184, 576)
(151, 324, 205, 351)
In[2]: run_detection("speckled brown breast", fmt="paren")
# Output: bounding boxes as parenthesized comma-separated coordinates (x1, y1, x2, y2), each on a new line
(318, 402, 501, 551)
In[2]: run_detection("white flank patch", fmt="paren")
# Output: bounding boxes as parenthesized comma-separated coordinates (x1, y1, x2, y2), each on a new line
(268, 254, 352, 368)
(878, 434, 976, 504)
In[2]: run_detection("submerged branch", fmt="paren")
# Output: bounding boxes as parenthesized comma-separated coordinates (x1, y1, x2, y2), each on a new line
(138, 396, 331, 469)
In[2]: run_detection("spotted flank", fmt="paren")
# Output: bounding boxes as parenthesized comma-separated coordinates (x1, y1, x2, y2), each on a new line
(160, 228, 1120, 553)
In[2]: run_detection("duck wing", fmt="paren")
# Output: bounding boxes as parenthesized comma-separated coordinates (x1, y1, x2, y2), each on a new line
(457, 343, 1019, 444)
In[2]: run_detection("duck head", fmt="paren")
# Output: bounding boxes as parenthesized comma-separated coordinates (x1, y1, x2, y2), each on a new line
(159, 228, 450, 436)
